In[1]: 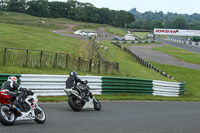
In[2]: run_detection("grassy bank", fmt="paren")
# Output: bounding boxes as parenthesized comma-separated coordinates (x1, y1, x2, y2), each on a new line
(0, 23, 89, 57)
(148, 61, 200, 99)
(152, 45, 200, 65)
(96, 41, 174, 81)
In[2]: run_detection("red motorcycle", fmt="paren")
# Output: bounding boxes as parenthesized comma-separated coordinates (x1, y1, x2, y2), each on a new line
(0, 90, 46, 126)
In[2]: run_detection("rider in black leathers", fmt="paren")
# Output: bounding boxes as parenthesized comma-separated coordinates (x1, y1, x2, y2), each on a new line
(1, 76, 28, 116)
(66, 71, 89, 100)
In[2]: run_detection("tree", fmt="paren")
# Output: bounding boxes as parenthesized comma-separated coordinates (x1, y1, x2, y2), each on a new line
(153, 20, 164, 28)
(172, 17, 188, 29)
(48, 1, 69, 18)
(26, 0, 48, 17)
(2, 0, 27, 13)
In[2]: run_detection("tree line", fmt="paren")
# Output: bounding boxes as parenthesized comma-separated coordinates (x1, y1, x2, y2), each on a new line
(0, 0, 135, 28)
(129, 8, 200, 30)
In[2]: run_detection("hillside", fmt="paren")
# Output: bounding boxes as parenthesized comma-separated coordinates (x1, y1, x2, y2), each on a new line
(0, 11, 173, 81)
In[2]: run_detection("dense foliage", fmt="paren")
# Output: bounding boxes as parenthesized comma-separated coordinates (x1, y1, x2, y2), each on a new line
(0, 0, 135, 28)
(129, 8, 200, 30)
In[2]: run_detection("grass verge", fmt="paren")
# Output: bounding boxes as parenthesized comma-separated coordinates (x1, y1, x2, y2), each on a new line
(152, 45, 200, 65)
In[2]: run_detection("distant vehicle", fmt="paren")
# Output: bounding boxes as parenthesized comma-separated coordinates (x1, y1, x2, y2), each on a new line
(190, 36, 200, 42)
(124, 34, 136, 40)
(112, 36, 124, 40)
(147, 33, 154, 38)
(74, 30, 87, 36)
(74, 29, 97, 37)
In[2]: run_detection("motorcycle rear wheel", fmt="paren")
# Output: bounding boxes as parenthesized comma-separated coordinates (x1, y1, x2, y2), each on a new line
(0, 104, 16, 126)
(68, 96, 84, 111)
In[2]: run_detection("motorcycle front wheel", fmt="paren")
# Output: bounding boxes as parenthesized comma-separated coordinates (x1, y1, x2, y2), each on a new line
(93, 98, 101, 111)
(68, 95, 84, 111)
(0, 104, 16, 126)
(34, 105, 46, 124)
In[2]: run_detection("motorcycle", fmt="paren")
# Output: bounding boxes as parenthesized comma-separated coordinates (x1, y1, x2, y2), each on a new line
(64, 81, 101, 111)
(0, 90, 46, 126)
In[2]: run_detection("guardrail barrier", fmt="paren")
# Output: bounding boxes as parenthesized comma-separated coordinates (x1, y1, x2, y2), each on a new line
(0, 74, 185, 97)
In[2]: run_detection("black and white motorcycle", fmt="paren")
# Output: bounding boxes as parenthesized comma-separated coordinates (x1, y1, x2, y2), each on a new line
(64, 81, 101, 111)
(0, 90, 46, 126)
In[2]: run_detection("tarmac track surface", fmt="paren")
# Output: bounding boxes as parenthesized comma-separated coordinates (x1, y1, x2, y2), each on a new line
(155, 36, 200, 54)
(1, 101, 200, 133)
(128, 44, 200, 70)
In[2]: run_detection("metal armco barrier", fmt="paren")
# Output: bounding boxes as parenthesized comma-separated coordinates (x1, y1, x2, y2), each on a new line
(102, 77, 153, 95)
(168, 38, 200, 46)
(20, 74, 102, 96)
(0, 74, 185, 97)
(112, 40, 155, 44)
(102, 77, 185, 97)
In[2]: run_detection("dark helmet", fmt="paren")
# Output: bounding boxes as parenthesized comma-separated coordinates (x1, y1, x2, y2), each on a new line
(70, 71, 77, 76)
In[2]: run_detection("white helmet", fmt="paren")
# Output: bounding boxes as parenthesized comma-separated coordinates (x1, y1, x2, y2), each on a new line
(70, 71, 77, 76)
(7, 76, 17, 83)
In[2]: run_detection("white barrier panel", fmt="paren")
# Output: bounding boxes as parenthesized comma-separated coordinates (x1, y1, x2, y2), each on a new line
(152, 80, 182, 97)
(20, 74, 102, 96)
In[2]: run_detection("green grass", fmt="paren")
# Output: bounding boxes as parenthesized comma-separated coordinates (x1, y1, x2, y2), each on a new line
(152, 45, 200, 65)
(120, 42, 160, 47)
(105, 27, 127, 36)
(133, 32, 149, 39)
(157, 35, 168, 39)
(38, 93, 200, 102)
(0, 23, 89, 57)
(0, 66, 102, 76)
(0, 11, 76, 30)
(148, 61, 200, 100)
(96, 41, 174, 81)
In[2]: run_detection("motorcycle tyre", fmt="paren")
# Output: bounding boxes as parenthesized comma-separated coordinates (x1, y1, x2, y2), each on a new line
(34, 105, 46, 124)
(93, 99, 101, 111)
(0, 104, 16, 126)
(68, 96, 84, 111)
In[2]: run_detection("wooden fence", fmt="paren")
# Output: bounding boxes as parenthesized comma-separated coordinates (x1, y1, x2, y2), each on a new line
(0, 47, 118, 74)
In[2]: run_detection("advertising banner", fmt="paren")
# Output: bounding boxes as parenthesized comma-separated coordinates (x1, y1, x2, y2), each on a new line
(154, 28, 200, 36)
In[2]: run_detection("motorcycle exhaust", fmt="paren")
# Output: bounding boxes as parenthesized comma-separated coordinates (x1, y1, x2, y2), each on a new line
(71, 91, 84, 100)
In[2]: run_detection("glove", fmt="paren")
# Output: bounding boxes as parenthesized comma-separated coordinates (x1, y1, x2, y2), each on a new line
(84, 80, 88, 84)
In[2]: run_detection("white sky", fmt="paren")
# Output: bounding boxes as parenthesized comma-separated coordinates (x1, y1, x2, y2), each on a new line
(49, 0, 200, 15)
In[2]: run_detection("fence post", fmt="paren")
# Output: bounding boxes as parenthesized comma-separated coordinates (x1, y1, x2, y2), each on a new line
(78, 57, 81, 71)
(26, 50, 29, 67)
(66, 54, 69, 69)
(4, 48, 7, 66)
(55, 53, 58, 68)
(116, 62, 119, 72)
(40, 51, 43, 67)
(89, 59, 93, 72)
(98, 61, 101, 74)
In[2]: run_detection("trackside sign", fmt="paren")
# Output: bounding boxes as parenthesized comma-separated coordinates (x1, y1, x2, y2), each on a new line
(154, 28, 200, 36)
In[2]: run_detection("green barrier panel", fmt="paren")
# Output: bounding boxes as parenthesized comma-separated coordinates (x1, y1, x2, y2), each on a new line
(102, 90, 153, 95)
(102, 76, 153, 95)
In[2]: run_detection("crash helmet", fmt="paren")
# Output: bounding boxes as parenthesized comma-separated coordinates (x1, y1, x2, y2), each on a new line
(7, 76, 17, 83)
(70, 71, 77, 76)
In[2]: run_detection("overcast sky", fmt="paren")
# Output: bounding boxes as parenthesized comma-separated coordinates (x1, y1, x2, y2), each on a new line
(49, 0, 199, 15)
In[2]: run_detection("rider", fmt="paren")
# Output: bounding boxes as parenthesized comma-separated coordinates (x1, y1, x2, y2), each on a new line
(1, 76, 28, 116)
(66, 71, 89, 101)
